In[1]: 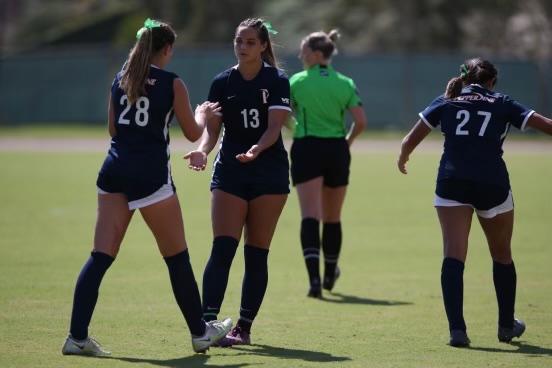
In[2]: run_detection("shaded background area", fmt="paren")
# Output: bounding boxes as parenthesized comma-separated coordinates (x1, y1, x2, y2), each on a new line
(1, 0, 551, 127)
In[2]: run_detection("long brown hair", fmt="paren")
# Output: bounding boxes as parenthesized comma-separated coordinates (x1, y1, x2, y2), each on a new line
(445, 58, 498, 99)
(303, 29, 340, 59)
(237, 18, 278, 68)
(119, 20, 176, 104)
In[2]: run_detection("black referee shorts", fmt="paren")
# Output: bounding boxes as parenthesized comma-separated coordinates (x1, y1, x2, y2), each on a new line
(290, 136, 351, 187)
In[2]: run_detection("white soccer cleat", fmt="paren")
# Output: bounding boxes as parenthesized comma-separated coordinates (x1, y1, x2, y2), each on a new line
(192, 318, 233, 353)
(61, 335, 111, 356)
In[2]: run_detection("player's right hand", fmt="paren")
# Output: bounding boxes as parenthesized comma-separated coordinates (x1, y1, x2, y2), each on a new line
(195, 101, 221, 120)
(183, 150, 207, 171)
(397, 154, 409, 174)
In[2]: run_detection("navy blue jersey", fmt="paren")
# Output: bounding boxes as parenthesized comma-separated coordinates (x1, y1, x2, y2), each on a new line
(420, 84, 534, 188)
(110, 65, 177, 161)
(208, 63, 291, 168)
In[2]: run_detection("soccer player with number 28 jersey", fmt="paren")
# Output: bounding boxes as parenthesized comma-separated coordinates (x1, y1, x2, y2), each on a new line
(398, 58, 552, 347)
(62, 19, 231, 357)
(184, 18, 291, 347)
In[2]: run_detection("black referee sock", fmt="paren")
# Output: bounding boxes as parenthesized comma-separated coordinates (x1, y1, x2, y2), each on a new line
(322, 222, 342, 281)
(493, 261, 517, 329)
(164, 249, 205, 337)
(202, 236, 239, 321)
(70, 251, 114, 340)
(441, 257, 467, 332)
(239, 245, 269, 333)
(301, 218, 321, 288)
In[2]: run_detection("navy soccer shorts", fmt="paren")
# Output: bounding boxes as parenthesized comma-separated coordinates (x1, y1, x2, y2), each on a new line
(96, 154, 175, 210)
(435, 178, 513, 218)
(210, 160, 289, 201)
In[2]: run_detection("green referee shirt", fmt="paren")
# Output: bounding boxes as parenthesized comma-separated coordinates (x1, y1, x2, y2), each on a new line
(290, 64, 362, 139)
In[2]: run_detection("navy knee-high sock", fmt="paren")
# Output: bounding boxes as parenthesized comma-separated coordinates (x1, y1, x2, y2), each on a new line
(202, 236, 239, 322)
(322, 222, 342, 281)
(301, 218, 320, 287)
(238, 245, 269, 333)
(441, 257, 466, 332)
(493, 261, 517, 329)
(164, 249, 205, 337)
(69, 251, 114, 340)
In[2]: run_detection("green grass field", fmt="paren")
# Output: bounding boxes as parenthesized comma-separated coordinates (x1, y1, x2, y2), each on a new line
(1, 136, 551, 367)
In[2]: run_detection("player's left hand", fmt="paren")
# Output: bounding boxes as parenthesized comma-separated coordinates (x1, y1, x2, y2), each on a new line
(183, 150, 207, 171)
(236, 145, 261, 163)
(195, 101, 221, 119)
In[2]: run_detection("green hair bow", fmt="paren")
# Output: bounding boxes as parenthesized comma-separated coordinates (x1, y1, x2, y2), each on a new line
(136, 18, 162, 39)
(460, 64, 469, 78)
(262, 21, 278, 35)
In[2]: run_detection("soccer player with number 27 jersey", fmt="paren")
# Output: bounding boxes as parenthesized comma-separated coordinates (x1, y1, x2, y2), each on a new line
(398, 58, 552, 348)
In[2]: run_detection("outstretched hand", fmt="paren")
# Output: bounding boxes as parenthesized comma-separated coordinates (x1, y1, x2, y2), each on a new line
(183, 150, 207, 171)
(195, 101, 221, 120)
(236, 145, 261, 163)
(397, 154, 409, 174)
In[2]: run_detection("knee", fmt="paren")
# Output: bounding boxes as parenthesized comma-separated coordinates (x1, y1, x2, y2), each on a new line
(489, 243, 512, 264)
(210, 236, 239, 266)
(491, 252, 512, 264)
(244, 244, 269, 272)
(443, 240, 468, 262)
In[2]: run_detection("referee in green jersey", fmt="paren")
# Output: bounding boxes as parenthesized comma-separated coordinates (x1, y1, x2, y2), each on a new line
(289, 29, 367, 298)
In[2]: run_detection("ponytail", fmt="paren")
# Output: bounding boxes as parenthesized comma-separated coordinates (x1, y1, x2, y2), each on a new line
(445, 57, 498, 99)
(304, 29, 340, 59)
(119, 19, 176, 104)
(328, 29, 340, 43)
(445, 77, 464, 99)
(120, 30, 153, 104)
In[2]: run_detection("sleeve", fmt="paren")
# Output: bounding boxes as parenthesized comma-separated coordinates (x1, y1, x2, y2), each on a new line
(503, 95, 535, 132)
(346, 79, 363, 108)
(208, 77, 224, 116)
(268, 71, 292, 112)
(418, 95, 446, 129)
(110, 73, 120, 95)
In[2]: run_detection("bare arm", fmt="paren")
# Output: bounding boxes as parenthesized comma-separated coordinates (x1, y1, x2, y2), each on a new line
(183, 115, 222, 171)
(173, 78, 204, 142)
(346, 106, 367, 146)
(108, 94, 116, 138)
(527, 113, 552, 135)
(197, 115, 223, 155)
(397, 119, 432, 174)
(236, 109, 290, 163)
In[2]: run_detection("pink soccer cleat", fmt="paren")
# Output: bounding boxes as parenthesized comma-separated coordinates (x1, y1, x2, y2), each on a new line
(215, 325, 251, 347)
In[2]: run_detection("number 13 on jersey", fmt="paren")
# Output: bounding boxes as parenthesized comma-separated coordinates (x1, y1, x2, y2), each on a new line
(241, 108, 260, 128)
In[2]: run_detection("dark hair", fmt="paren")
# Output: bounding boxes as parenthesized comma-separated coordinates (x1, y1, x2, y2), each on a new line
(236, 18, 278, 68)
(119, 20, 176, 104)
(445, 57, 498, 99)
(303, 29, 340, 59)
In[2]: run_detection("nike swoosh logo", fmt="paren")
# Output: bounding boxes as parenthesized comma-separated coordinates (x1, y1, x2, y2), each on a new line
(195, 337, 213, 342)
(73, 342, 86, 349)
(227, 95, 236, 100)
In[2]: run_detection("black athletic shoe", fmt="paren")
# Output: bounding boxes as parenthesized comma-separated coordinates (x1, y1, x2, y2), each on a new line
(498, 318, 526, 343)
(323, 266, 340, 291)
(449, 330, 470, 347)
(307, 286, 322, 298)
